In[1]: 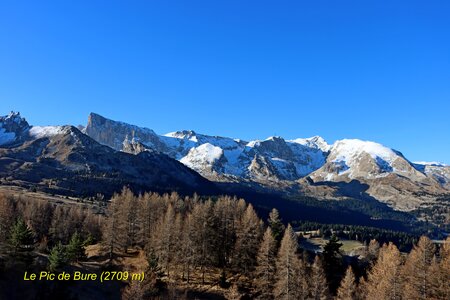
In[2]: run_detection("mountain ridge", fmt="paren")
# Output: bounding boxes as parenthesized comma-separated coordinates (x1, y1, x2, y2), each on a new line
(0, 112, 216, 197)
(83, 112, 450, 211)
(1, 111, 449, 213)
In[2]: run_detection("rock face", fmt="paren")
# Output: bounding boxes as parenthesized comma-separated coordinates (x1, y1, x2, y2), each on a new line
(85, 113, 328, 183)
(0, 112, 31, 146)
(84, 113, 450, 211)
(0, 113, 215, 197)
(85, 113, 167, 152)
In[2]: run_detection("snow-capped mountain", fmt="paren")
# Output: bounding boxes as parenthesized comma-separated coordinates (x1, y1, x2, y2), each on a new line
(85, 113, 328, 183)
(84, 113, 450, 211)
(310, 139, 425, 181)
(0, 112, 214, 197)
(0, 112, 30, 146)
(3, 112, 448, 212)
(307, 139, 450, 210)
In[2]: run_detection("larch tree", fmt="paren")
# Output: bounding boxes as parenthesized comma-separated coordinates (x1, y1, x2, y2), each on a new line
(438, 237, 450, 298)
(50, 206, 84, 244)
(0, 194, 15, 242)
(156, 204, 176, 278)
(234, 203, 263, 277)
(274, 224, 305, 300)
(214, 196, 238, 284)
(365, 242, 403, 300)
(104, 192, 126, 259)
(428, 237, 450, 300)
(308, 255, 328, 300)
(189, 201, 213, 284)
(336, 266, 357, 300)
(122, 188, 140, 252)
(254, 227, 277, 299)
(365, 239, 380, 265)
(172, 212, 184, 279)
(427, 256, 447, 300)
(402, 236, 436, 300)
(181, 213, 195, 283)
(141, 192, 165, 251)
(23, 200, 54, 242)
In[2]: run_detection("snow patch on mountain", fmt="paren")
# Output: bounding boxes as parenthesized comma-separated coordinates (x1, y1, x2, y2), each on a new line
(332, 139, 398, 164)
(413, 161, 447, 167)
(29, 126, 65, 138)
(289, 136, 331, 152)
(0, 112, 31, 146)
(309, 139, 410, 181)
(329, 139, 400, 177)
(180, 143, 224, 172)
(0, 128, 16, 146)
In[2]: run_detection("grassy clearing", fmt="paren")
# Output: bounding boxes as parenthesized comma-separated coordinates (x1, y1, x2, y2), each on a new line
(299, 237, 365, 255)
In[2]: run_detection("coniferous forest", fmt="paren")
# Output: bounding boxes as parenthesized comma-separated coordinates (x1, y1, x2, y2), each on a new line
(0, 188, 448, 299)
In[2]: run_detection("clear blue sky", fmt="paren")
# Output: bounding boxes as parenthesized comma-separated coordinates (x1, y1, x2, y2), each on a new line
(1, 1, 449, 163)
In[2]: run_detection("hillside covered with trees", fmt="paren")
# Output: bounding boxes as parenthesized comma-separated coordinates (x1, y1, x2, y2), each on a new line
(0, 189, 449, 299)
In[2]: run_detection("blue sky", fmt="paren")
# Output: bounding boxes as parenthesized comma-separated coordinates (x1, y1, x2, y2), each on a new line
(0, 1, 449, 163)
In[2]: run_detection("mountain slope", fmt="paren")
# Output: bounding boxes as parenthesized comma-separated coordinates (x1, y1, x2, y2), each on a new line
(0, 113, 215, 197)
(308, 139, 448, 210)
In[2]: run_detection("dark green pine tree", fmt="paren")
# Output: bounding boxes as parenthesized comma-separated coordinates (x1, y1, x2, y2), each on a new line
(322, 234, 344, 294)
(268, 208, 285, 247)
(9, 218, 34, 253)
(147, 249, 164, 279)
(48, 242, 68, 272)
(66, 232, 87, 262)
(143, 249, 165, 296)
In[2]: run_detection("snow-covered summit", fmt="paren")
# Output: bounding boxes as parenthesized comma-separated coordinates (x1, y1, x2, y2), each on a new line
(165, 130, 198, 141)
(29, 126, 65, 139)
(331, 139, 399, 165)
(289, 136, 331, 152)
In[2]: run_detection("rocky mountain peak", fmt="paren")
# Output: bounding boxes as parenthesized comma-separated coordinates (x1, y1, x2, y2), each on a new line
(290, 136, 330, 152)
(122, 135, 150, 155)
(85, 112, 163, 152)
(0, 111, 30, 146)
(165, 130, 198, 141)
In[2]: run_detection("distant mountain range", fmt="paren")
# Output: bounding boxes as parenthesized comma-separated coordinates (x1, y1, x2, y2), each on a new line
(1, 111, 449, 231)
(83, 112, 449, 211)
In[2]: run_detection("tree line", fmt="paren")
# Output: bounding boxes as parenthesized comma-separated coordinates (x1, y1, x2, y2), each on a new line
(0, 189, 449, 299)
(104, 188, 449, 299)
(293, 220, 420, 252)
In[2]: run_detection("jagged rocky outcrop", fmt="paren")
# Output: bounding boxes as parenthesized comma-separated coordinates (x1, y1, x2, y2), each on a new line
(0, 112, 31, 146)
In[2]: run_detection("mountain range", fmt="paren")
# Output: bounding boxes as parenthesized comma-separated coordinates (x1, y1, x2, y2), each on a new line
(84, 112, 449, 211)
(1, 111, 449, 231)
(0, 112, 214, 197)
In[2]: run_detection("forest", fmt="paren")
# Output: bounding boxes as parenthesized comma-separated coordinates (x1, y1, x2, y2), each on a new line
(0, 188, 449, 299)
